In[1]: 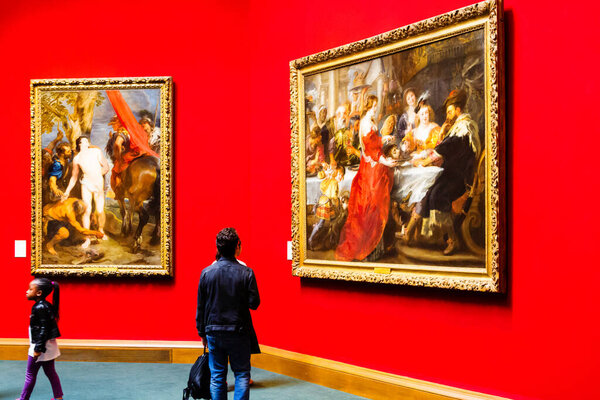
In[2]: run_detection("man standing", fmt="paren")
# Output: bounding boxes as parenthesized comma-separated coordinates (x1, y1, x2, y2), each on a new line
(404, 89, 481, 255)
(196, 228, 260, 400)
(63, 136, 110, 248)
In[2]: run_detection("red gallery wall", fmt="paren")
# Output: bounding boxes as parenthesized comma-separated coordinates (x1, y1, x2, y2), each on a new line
(2, 1, 599, 399)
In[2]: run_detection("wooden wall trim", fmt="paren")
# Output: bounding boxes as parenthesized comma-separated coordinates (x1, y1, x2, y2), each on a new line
(0, 339, 510, 400)
(252, 345, 510, 400)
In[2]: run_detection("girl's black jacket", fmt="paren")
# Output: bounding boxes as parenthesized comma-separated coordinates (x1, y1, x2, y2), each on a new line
(30, 300, 60, 353)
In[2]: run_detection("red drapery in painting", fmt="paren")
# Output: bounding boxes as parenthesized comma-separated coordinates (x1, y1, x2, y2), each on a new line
(105, 90, 159, 158)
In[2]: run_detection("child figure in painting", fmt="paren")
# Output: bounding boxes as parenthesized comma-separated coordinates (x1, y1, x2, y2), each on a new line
(17, 278, 63, 400)
(308, 164, 345, 250)
(306, 126, 325, 175)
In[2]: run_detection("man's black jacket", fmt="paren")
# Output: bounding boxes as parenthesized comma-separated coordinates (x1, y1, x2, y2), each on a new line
(196, 256, 260, 347)
(30, 300, 60, 353)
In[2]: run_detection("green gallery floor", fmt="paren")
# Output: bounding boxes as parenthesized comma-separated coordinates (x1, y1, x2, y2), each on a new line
(0, 360, 367, 399)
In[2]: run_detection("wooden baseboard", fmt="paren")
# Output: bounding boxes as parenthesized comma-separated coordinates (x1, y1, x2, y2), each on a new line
(0, 338, 201, 363)
(251, 346, 510, 400)
(0, 339, 509, 400)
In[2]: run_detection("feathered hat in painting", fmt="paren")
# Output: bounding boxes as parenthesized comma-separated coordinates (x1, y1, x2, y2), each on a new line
(414, 90, 431, 114)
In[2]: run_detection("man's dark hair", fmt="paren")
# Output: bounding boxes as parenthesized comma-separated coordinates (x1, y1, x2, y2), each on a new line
(55, 142, 71, 158)
(216, 227, 240, 258)
(138, 109, 154, 123)
(73, 199, 85, 215)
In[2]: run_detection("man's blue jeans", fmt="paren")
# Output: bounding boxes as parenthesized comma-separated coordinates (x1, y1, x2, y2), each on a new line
(206, 333, 251, 400)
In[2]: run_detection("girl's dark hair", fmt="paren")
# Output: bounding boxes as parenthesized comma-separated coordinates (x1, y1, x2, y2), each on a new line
(32, 278, 60, 321)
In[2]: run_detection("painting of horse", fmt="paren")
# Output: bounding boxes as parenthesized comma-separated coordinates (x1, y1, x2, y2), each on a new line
(31, 77, 172, 277)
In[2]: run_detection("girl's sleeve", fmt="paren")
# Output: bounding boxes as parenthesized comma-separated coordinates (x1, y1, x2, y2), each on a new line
(403, 131, 415, 152)
(427, 127, 442, 148)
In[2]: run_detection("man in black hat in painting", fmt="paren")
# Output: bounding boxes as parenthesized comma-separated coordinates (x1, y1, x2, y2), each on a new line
(403, 89, 481, 255)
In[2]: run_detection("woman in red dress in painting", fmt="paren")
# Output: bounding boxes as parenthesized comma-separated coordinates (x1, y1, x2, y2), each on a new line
(336, 95, 398, 261)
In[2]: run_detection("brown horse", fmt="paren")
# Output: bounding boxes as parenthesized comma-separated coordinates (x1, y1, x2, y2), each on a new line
(122, 155, 160, 253)
(106, 133, 160, 253)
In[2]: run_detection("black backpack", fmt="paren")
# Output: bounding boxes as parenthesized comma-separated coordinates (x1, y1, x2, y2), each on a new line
(183, 347, 211, 399)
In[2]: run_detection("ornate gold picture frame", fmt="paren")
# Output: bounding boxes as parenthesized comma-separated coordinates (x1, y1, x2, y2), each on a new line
(291, 1, 504, 291)
(31, 76, 173, 277)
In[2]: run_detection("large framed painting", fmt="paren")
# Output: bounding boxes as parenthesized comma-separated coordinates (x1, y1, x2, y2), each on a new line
(31, 76, 173, 277)
(291, 1, 505, 291)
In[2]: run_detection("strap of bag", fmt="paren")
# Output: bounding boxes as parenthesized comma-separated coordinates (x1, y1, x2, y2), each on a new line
(182, 347, 207, 400)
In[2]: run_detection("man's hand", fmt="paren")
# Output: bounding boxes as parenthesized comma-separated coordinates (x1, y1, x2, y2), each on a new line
(33, 351, 41, 357)
(89, 231, 105, 239)
(81, 229, 105, 239)
(201, 336, 207, 348)
(440, 122, 452, 136)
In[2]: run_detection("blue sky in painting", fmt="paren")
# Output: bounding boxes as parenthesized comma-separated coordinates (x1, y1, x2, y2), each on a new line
(41, 89, 161, 152)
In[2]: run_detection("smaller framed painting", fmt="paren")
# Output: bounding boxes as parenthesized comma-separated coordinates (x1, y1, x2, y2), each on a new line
(30, 76, 173, 277)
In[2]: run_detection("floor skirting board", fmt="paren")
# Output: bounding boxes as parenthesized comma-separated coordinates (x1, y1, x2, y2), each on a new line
(0, 339, 509, 400)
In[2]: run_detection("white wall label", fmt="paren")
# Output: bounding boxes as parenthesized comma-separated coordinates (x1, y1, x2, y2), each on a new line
(287, 241, 292, 260)
(15, 240, 26, 258)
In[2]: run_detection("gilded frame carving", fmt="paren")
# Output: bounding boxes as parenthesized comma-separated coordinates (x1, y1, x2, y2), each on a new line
(31, 76, 173, 277)
(291, 1, 505, 291)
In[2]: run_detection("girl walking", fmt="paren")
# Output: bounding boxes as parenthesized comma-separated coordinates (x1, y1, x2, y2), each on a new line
(18, 278, 64, 400)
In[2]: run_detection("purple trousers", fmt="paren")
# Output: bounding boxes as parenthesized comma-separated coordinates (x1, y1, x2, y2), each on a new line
(19, 355, 63, 400)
